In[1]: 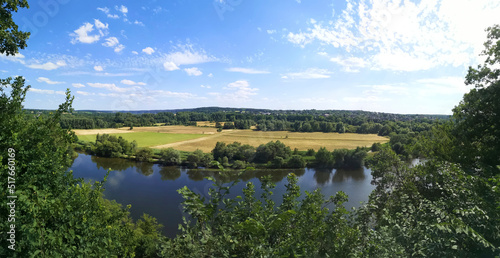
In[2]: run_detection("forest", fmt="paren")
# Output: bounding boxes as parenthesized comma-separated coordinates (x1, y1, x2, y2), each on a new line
(1, 1, 499, 257)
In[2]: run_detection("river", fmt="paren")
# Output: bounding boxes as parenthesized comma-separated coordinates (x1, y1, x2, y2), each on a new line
(69, 153, 375, 238)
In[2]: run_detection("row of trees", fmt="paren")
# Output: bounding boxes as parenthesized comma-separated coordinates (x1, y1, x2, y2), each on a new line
(56, 105, 441, 137)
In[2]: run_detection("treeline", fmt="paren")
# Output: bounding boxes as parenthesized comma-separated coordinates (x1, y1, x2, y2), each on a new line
(52, 107, 442, 136)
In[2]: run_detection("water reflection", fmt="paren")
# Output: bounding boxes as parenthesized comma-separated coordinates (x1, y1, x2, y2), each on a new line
(137, 162, 154, 176)
(159, 166, 182, 181)
(92, 155, 136, 171)
(332, 168, 365, 183)
(313, 168, 332, 185)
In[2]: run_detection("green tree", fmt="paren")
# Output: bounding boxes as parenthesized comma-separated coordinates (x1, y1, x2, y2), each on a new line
(315, 147, 332, 168)
(135, 148, 154, 162)
(159, 147, 181, 165)
(0, 0, 30, 55)
(453, 24, 500, 176)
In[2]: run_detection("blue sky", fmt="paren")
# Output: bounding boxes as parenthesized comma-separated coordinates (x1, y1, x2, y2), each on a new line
(2, 0, 500, 114)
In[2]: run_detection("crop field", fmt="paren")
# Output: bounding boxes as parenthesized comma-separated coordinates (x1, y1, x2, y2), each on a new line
(195, 121, 230, 127)
(75, 131, 207, 148)
(150, 129, 388, 152)
(74, 126, 388, 151)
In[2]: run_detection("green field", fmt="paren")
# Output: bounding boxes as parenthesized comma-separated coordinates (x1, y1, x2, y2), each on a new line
(77, 132, 207, 148)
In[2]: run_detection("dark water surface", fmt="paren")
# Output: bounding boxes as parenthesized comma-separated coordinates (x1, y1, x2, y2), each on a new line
(69, 153, 375, 238)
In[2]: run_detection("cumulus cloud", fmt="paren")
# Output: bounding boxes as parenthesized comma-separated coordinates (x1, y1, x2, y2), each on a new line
(87, 82, 130, 92)
(70, 20, 108, 44)
(226, 67, 270, 74)
(221, 80, 258, 101)
(121, 79, 146, 86)
(184, 67, 202, 76)
(36, 77, 65, 84)
(162, 45, 217, 71)
(72, 83, 85, 88)
(76, 91, 94, 96)
(163, 61, 179, 71)
(0, 53, 25, 64)
(287, 0, 500, 71)
(102, 37, 125, 53)
(281, 68, 332, 79)
(29, 88, 65, 95)
(116, 5, 128, 15)
(27, 60, 66, 70)
(142, 47, 155, 55)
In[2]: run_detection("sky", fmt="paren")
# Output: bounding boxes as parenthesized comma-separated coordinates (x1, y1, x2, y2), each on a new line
(2, 0, 500, 114)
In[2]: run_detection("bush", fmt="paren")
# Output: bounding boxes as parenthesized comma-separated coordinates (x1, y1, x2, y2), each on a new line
(306, 148, 316, 156)
(135, 148, 154, 162)
(287, 155, 306, 168)
(159, 148, 181, 165)
(232, 160, 247, 169)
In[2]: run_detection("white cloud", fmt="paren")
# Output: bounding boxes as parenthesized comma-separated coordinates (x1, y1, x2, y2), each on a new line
(162, 45, 217, 71)
(102, 37, 125, 53)
(184, 67, 203, 76)
(163, 61, 179, 71)
(108, 14, 119, 19)
(94, 19, 108, 33)
(29, 88, 65, 95)
(134, 20, 145, 26)
(142, 47, 155, 55)
(226, 67, 270, 74)
(131, 51, 139, 55)
(72, 83, 85, 88)
(27, 60, 66, 70)
(94, 65, 104, 71)
(287, 0, 500, 71)
(223, 80, 258, 101)
(282, 68, 332, 79)
(0, 53, 25, 64)
(267, 29, 276, 34)
(36, 77, 65, 85)
(121, 79, 146, 86)
(114, 44, 125, 53)
(116, 5, 128, 15)
(87, 82, 130, 92)
(208, 73, 213, 77)
(77, 91, 94, 96)
(201, 85, 211, 89)
(329, 56, 368, 72)
(102, 37, 119, 47)
(70, 20, 108, 44)
(97, 7, 109, 14)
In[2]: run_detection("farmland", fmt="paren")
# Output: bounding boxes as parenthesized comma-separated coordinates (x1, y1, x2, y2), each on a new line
(73, 126, 388, 152)
(75, 128, 208, 148)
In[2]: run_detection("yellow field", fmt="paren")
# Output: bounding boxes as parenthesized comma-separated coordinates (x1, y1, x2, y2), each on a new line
(73, 126, 388, 152)
(150, 129, 388, 152)
(73, 125, 218, 136)
(195, 121, 229, 127)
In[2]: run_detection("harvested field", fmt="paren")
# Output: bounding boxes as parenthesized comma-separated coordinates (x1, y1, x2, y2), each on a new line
(130, 125, 218, 134)
(151, 130, 388, 152)
(72, 128, 133, 135)
(75, 131, 207, 148)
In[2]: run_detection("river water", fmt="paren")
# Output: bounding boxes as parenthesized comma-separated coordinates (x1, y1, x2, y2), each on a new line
(69, 153, 375, 238)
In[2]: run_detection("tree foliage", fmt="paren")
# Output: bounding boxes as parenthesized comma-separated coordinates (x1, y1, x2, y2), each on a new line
(0, 0, 30, 55)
